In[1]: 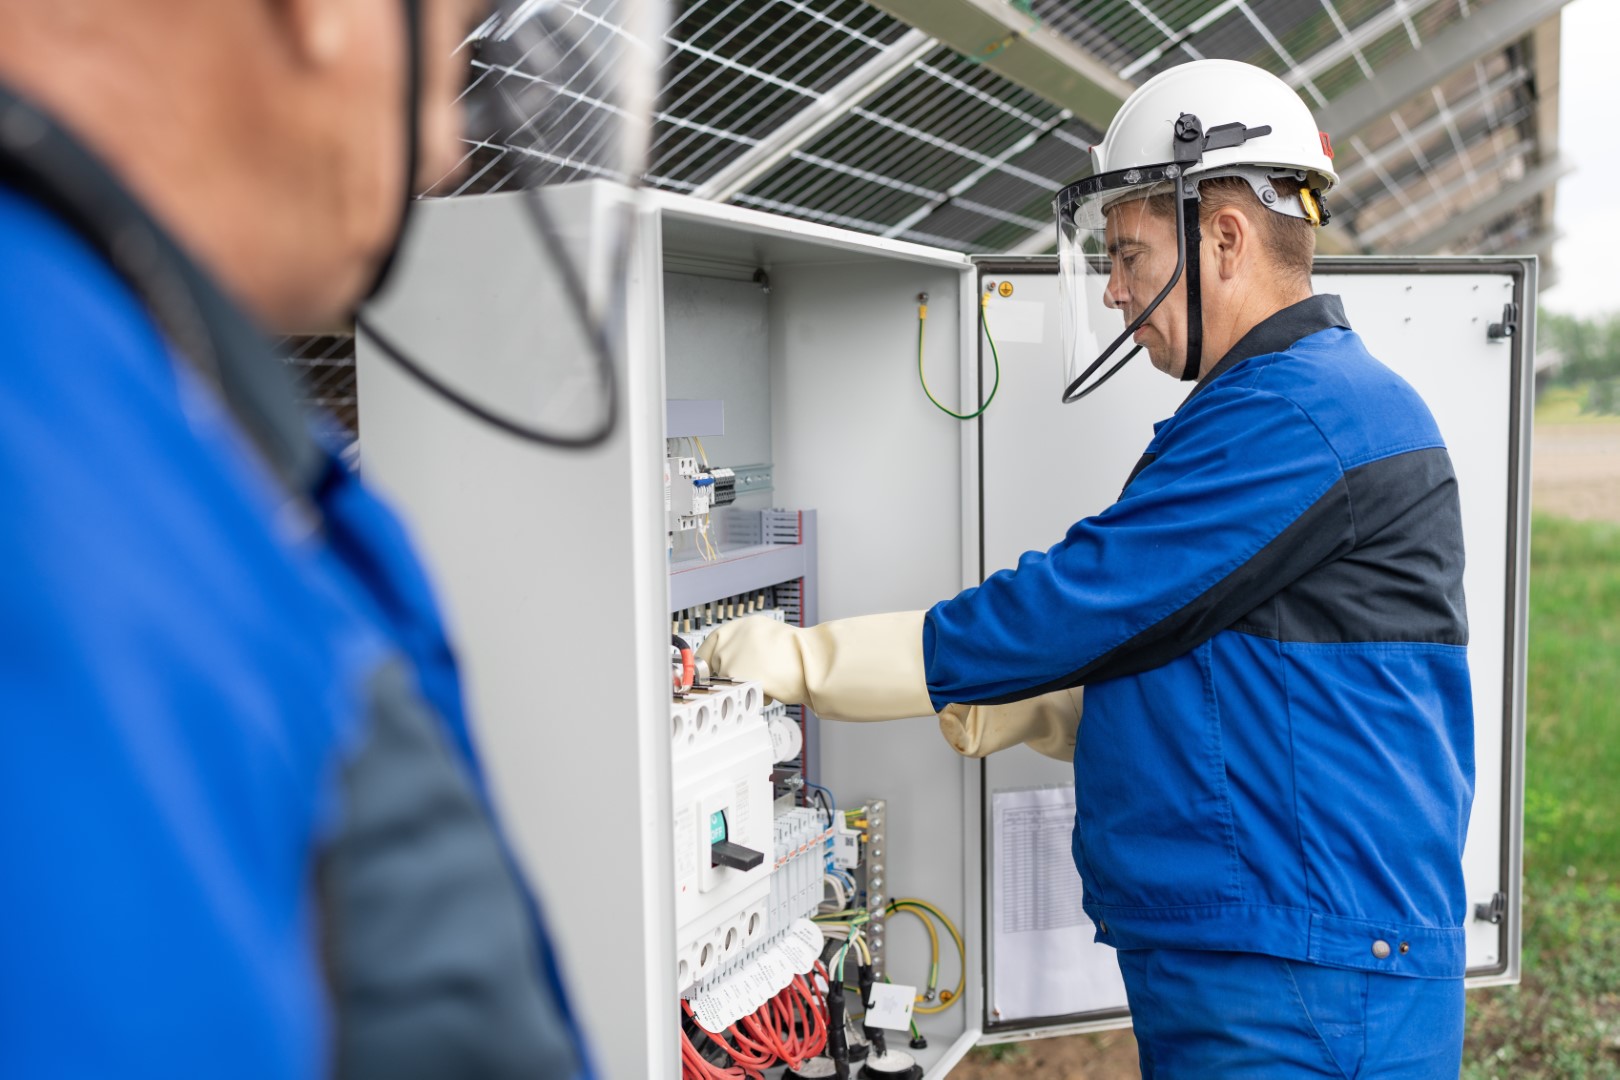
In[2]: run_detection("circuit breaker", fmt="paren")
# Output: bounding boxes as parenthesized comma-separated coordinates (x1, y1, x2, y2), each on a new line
(670, 679, 773, 992)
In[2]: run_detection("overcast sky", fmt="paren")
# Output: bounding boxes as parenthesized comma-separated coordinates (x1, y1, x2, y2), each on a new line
(1541, 0, 1617, 318)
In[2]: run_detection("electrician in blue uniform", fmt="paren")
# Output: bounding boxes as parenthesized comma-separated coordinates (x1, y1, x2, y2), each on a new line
(0, 1, 599, 1077)
(701, 60, 1473, 1077)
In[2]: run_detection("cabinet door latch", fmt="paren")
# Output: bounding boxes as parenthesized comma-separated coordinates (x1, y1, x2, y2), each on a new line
(1473, 891, 1507, 924)
(1488, 303, 1518, 342)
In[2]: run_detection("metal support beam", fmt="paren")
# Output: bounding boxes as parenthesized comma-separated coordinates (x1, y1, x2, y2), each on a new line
(693, 29, 936, 202)
(1475, 228, 1562, 259)
(1288, 0, 1446, 90)
(1314, 0, 1575, 141)
(1356, 138, 1536, 248)
(861, 0, 1131, 132)
(1008, 219, 1057, 256)
(1334, 66, 1530, 192)
(1394, 156, 1572, 255)
(1530, 17, 1563, 228)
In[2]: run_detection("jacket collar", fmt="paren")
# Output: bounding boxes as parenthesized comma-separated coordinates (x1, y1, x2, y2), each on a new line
(0, 82, 326, 501)
(1179, 293, 1350, 411)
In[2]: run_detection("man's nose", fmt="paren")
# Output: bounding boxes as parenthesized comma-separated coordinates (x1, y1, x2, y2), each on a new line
(1103, 270, 1129, 311)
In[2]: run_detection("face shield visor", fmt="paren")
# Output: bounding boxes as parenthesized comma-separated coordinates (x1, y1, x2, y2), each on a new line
(1055, 163, 1198, 403)
(361, 0, 664, 450)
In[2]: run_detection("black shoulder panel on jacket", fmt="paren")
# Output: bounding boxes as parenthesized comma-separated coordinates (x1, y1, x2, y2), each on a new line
(1067, 472, 1355, 686)
(1232, 446, 1468, 646)
(322, 660, 583, 1080)
(1121, 451, 1157, 496)
(1008, 445, 1466, 697)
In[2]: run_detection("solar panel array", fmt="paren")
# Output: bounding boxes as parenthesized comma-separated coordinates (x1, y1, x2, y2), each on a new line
(286, 0, 1562, 428)
(637, 0, 1554, 257)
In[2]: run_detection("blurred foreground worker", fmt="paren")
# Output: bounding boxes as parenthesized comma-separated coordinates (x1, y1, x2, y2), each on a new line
(0, 1, 602, 1077)
(703, 60, 1472, 1078)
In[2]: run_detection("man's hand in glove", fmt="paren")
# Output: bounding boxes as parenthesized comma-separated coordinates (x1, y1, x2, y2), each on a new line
(699, 612, 1081, 760)
(696, 611, 933, 722)
(937, 687, 1082, 762)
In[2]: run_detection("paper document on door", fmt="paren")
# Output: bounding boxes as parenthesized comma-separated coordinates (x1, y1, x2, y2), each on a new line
(990, 786, 1128, 1023)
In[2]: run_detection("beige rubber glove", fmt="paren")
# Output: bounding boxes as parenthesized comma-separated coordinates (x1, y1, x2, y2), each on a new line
(937, 687, 1082, 762)
(696, 612, 933, 722)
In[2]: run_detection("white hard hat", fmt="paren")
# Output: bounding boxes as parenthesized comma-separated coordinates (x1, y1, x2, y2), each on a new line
(1089, 58, 1337, 224)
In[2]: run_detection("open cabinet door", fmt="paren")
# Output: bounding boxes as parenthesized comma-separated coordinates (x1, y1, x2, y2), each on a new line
(966, 256, 1532, 1046)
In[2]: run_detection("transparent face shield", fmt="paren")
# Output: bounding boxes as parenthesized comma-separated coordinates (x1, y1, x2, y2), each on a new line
(1055, 163, 1198, 403)
(361, 0, 664, 449)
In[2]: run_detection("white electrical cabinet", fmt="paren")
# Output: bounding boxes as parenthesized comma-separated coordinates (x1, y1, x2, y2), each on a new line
(356, 181, 1530, 1079)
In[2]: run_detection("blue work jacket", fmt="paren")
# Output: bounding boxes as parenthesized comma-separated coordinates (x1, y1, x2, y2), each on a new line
(926, 295, 1475, 978)
(0, 131, 592, 1077)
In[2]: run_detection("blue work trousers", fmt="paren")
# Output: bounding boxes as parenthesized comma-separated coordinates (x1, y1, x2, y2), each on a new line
(1117, 948, 1464, 1078)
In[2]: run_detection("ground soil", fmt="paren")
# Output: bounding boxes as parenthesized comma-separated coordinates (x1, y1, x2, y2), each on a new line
(1530, 419, 1620, 524)
(953, 415, 1620, 1079)
(953, 1029, 1142, 1079)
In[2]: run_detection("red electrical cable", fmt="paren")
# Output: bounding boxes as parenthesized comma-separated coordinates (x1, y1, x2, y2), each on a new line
(726, 1018, 778, 1068)
(756, 975, 827, 1069)
(719, 1017, 775, 1071)
(736, 1006, 787, 1065)
(682, 1001, 772, 1077)
(679, 1027, 721, 1079)
(680, 1026, 754, 1080)
(789, 975, 829, 1058)
(688, 964, 836, 1075)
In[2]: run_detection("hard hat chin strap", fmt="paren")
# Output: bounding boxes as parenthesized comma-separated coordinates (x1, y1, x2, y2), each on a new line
(364, 0, 423, 303)
(1172, 113, 1205, 384)
(1180, 188, 1203, 382)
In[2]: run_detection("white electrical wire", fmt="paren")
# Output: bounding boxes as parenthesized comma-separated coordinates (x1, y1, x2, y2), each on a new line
(821, 873, 849, 913)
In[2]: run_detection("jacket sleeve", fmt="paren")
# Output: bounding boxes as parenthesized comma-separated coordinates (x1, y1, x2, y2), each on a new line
(323, 662, 589, 1080)
(924, 385, 1352, 709)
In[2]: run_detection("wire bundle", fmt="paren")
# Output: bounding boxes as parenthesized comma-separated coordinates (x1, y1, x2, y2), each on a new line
(680, 963, 833, 1079)
(813, 895, 964, 1051)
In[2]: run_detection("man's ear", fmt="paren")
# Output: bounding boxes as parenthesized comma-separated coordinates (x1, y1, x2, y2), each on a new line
(275, 0, 350, 66)
(1206, 205, 1252, 282)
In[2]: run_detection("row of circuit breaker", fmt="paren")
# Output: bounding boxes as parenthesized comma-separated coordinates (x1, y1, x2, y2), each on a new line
(670, 673, 827, 995)
(666, 440, 735, 560)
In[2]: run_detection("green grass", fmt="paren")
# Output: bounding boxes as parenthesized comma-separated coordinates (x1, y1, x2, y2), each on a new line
(1536, 385, 1620, 425)
(1518, 515, 1620, 878)
(1463, 514, 1620, 1078)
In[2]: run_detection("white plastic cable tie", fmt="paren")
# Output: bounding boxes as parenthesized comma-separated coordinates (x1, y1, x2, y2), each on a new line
(781, 918, 824, 973)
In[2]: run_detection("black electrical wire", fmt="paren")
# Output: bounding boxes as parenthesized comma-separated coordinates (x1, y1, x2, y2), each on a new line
(810, 788, 833, 828)
(856, 963, 886, 1057)
(826, 980, 851, 1080)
